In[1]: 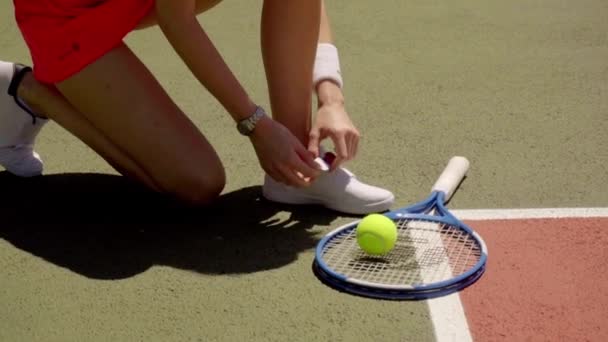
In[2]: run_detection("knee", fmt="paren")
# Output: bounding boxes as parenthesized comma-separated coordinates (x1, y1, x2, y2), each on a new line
(136, 0, 223, 30)
(168, 167, 226, 206)
(195, 0, 223, 13)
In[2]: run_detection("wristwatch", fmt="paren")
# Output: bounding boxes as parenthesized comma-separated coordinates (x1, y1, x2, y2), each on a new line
(237, 105, 267, 136)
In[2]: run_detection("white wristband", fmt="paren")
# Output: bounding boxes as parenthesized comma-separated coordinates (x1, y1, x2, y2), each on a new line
(313, 43, 343, 89)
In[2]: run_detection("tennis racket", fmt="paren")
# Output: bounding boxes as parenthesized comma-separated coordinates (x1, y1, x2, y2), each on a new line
(312, 156, 487, 300)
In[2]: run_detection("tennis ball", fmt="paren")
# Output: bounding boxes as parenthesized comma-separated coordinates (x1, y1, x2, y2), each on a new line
(356, 214, 397, 255)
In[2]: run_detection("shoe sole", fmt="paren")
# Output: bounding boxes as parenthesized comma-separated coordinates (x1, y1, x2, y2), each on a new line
(262, 187, 394, 215)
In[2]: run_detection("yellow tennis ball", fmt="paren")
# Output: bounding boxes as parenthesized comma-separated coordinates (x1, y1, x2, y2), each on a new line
(356, 214, 397, 255)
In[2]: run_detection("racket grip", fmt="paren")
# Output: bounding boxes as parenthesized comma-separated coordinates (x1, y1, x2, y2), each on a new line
(431, 156, 470, 200)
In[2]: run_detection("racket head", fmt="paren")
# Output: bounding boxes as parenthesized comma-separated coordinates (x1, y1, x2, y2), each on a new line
(312, 258, 486, 301)
(314, 192, 487, 298)
(313, 156, 485, 300)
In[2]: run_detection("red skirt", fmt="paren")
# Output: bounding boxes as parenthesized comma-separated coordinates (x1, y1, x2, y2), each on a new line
(14, 0, 154, 83)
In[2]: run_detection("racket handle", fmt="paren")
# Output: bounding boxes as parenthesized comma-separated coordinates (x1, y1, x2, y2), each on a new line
(431, 156, 470, 200)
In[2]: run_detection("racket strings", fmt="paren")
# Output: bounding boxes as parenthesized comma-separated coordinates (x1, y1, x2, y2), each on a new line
(320, 218, 483, 287)
(399, 219, 454, 284)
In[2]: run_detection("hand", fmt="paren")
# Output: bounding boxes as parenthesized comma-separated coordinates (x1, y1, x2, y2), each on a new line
(308, 102, 360, 171)
(250, 116, 321, 187)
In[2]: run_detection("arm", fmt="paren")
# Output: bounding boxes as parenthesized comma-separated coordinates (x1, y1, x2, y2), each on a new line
(308, 1, 359, 168)
(316, 1, 345, 108)
(154, 0, 257, 122)
(155, 0, 319, 185)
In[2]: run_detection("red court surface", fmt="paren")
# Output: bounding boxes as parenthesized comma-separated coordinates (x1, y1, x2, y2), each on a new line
(460, 217, 608, 342)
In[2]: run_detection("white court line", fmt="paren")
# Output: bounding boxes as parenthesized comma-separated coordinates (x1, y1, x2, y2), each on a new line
(452, 207, 608, 220)
(429, 207, 608, 342)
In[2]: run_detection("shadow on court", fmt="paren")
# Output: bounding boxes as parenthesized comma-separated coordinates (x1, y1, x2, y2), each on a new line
(0, 171, 341, 280)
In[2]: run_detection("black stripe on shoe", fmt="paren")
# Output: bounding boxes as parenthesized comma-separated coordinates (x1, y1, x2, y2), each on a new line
(7, 63, 46, 124)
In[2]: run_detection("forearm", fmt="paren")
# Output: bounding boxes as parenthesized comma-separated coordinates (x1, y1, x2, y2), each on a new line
(318, 0, 333, 44)
(155, 1, 256, 121)
(316, 1, 344, 106)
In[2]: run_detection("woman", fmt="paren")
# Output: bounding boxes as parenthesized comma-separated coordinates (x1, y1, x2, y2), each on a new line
(0, 0, 394, 214)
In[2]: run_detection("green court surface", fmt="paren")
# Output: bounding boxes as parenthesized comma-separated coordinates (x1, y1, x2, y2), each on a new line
(1, 1, 606, 341)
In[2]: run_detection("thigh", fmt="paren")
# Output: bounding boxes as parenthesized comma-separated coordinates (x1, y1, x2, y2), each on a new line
(136, 0, 223, 29)
(56, 43, 224, 200)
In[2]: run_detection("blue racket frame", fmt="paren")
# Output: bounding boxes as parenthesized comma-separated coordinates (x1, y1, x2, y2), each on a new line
(313, 191, 488, 300)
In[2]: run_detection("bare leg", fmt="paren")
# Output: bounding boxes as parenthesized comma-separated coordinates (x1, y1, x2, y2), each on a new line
(261, 0, 321, 145)
(53, 44, 225, 204)
(8, 0, 228, 204)
(136, 0, 223, 30)
(6, 45, 226, 205)
(9, 0, 319, 204)
(17, 73, 161, 191)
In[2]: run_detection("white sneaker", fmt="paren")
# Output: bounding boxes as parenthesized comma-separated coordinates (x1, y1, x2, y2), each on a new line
(0, 61, 48, 177)
(262, 152, 395, 215)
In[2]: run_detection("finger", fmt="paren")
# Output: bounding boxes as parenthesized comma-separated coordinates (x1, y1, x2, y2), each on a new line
(267, 166, 289, 186)
(307, 129, 321, 158)
(348, 131, 359, 160)
(296, 144, 322, 175)
(291, 151, 321, 179)
(278, 164, 310, 188)
(345, 134, 354, 161)
(351, 132, 359, 159)
(330, 133, 349, 171)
